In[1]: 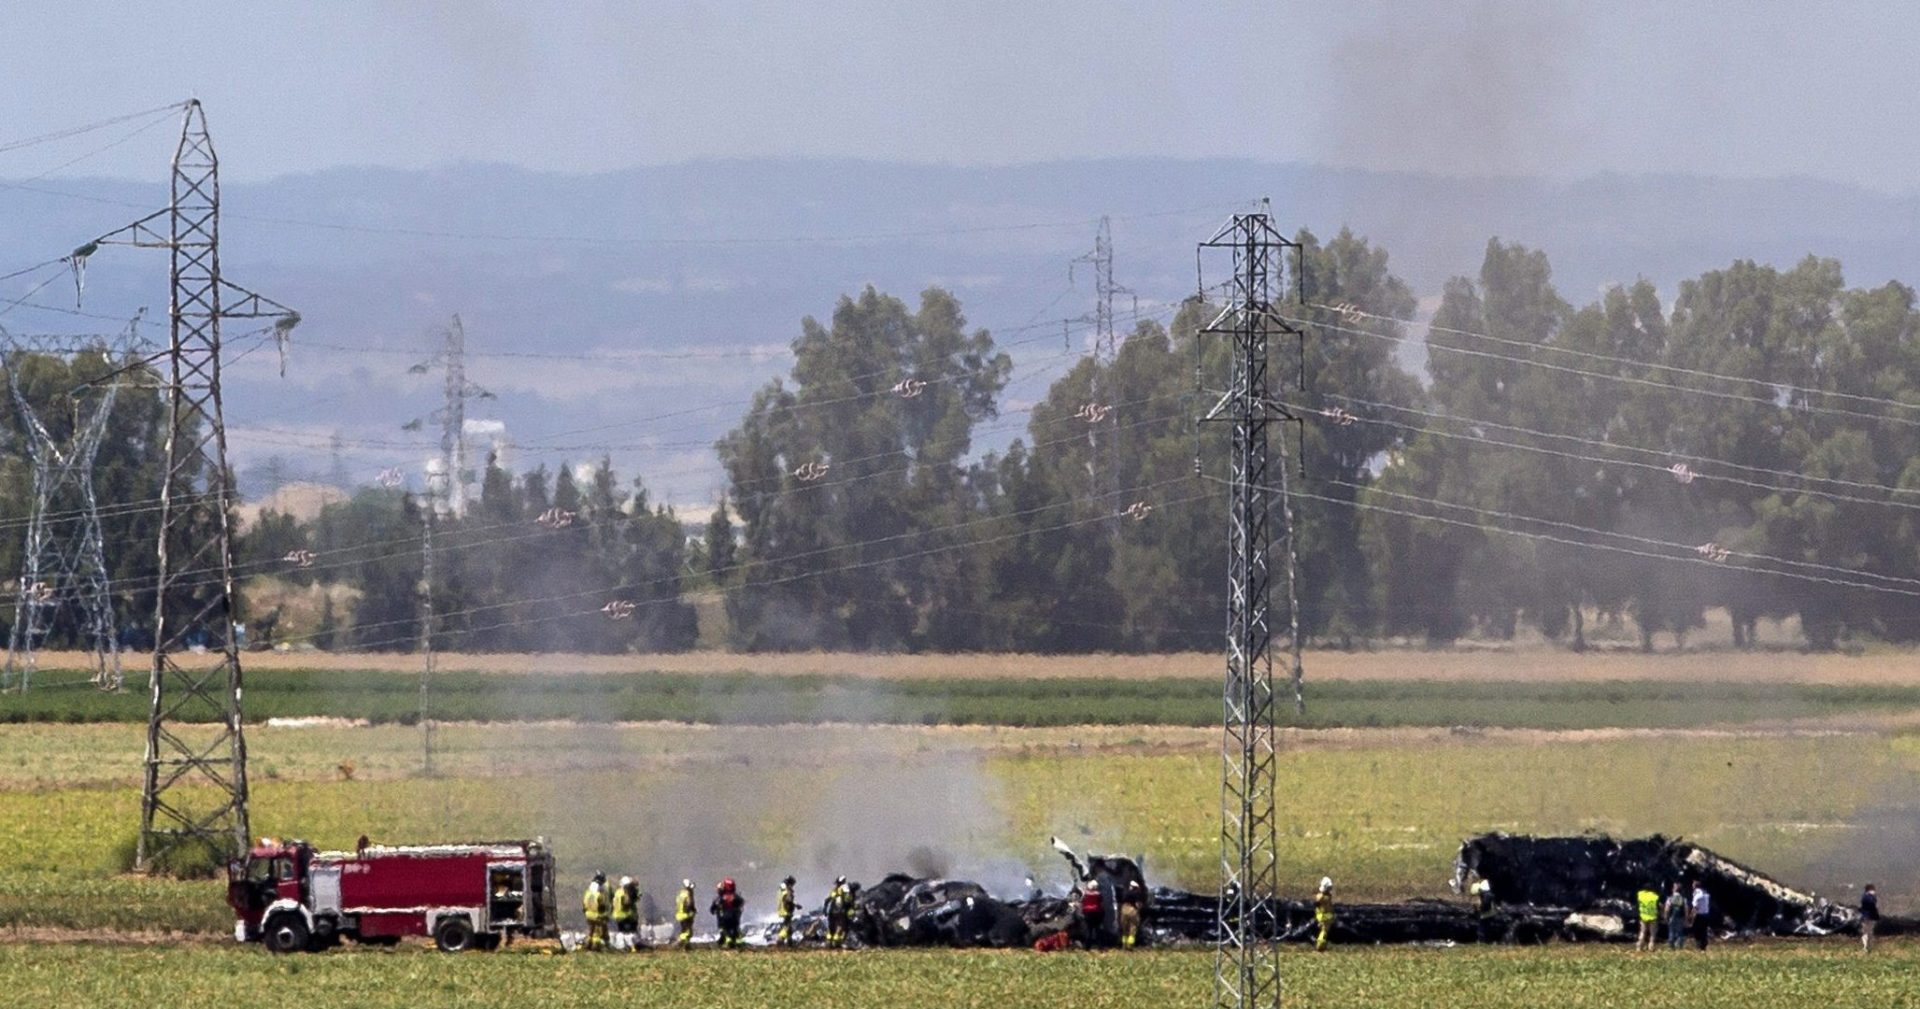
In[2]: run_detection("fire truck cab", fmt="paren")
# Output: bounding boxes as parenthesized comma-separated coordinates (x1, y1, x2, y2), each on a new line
(228, 837, 557, 953)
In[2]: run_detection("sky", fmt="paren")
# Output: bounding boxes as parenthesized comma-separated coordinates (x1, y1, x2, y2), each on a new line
(7, 0, 1920, 191)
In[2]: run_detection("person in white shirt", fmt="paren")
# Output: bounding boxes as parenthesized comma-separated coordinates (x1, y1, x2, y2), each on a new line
(1688, 883, 1712, 950)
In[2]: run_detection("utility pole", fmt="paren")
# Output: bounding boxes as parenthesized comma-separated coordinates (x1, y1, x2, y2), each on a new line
(409, 316, 490, 518)
(1074, 216, 1136, 517)
(1, 321, 143, 692)
(417, 462, 446, 775)
(1197, 204, 1304, 1009)
(92, 101, 299, 870)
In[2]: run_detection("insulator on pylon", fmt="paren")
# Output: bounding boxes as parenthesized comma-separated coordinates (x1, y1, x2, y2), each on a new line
(376, 467, 404, 489)
(28, 581, 56, 602)
(1694, 542, 1730, 563)
(600, 600, 636, 620)
(537, 507, 578, 529)
(1669, 463, 1696, 484)
(282, 550, 316, 568)
(1074, 402, 1112, 424)
(891, 378, 926, 399)
(1124, 501, 1154, 522)
(793, 461, 830, 482)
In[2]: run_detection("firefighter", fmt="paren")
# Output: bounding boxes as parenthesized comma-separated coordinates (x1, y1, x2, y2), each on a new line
(711, 878, 746, 948)
(675, 879, 697, 949)
(1076, 877, 1105, 948)
(1471, 876, 1498, 943)
(1313, 877, 1335, 952)
(776, 876, 799, 947)
(824, 876, 851, 949)
(1117, 879, 1146, 949)
(582, 871, 611, 951)
(611, 876, 640, 951)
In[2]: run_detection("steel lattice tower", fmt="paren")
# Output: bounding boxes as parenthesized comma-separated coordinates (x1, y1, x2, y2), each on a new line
(1198, 208, 1303, 1009)
(89, 101, 297, 869)
(410, 316, 490, 518)
(1074, 217, 1135, 516)
(1, 325, 141, 692)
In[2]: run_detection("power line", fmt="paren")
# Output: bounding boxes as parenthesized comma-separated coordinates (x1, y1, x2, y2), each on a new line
(0, 102, 189, 157)
(1270, 476, 1920, 600)
(1297, 314, 1920, 431)
(1320, 392, 1920, 502)
(1320, 301, 1920, 418)
(1296, 394, 1920, 516)
(0, 282, 1197, 542)
(1324, 476, 1920, 593)
(12, 393, 1197, 608)
(296, 479, 1210, 654)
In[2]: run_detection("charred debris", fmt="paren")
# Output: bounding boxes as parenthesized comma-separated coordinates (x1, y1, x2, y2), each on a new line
(764, 834, 1889, 948)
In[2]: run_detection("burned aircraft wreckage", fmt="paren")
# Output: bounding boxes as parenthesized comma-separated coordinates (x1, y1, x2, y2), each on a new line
(766, 834, 1882, 948)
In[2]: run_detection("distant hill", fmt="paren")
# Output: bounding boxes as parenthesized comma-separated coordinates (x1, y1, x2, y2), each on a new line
(4, 159, 1914, 505)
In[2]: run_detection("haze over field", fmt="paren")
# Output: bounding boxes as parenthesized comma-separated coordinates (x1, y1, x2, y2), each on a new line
(8, 1, 1920, 507)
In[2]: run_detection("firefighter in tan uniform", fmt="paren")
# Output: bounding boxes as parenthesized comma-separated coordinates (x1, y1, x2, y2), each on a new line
(1313, 877, 1335, 952)
(776, 876, 799, 946)
(582, 871, 611, 951)
(824, 876, 852, 948)
(675, 879, 697, 949)
(611, 876, 640, 951)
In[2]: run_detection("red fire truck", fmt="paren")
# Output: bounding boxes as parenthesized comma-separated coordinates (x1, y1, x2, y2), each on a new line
(228, 837, 558, 952)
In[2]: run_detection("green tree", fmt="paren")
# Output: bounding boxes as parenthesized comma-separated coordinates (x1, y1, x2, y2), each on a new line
(717, 286, 1010, 650)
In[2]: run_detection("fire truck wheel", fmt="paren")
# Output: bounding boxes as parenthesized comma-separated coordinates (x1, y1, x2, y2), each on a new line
(263, 914, 311, 954)
(434, 916, 476, 953)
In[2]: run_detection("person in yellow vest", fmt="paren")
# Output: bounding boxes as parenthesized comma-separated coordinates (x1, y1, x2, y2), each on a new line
(1313, 877, 1335, 952)
(610, 876, 640, 951)
(824, 876, 851, 949)
(582, 871, 611, 951)
(776, 876, 799, 947)
(1635, 885, 1660, 951)
(1117, 879, 1147, 949)
(674, 879, 697, 949)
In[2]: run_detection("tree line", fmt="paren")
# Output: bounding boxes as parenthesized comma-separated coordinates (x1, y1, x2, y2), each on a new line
(5, 229, 1918, 654)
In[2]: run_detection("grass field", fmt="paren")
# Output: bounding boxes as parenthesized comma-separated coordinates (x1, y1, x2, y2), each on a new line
(13, 667, 1920, 729)
(4, 721, 1916, 934)
(9, 642, 1919, 1008)
(1, 942, 1911, 1009)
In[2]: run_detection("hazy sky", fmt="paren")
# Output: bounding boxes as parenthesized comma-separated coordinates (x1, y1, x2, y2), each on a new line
(9, 1, 1920, 191)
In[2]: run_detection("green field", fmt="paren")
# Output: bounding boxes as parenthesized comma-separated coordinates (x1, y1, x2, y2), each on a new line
(6, 680, 1915, 1009)
(2, 943, 1911, 1009)
(11, 668, 1920, 728)
(3, 721, 1915, 935)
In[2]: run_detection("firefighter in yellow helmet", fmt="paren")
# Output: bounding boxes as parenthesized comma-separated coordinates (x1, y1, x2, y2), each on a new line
(610, 876, 640, 951)
(824, 876, 851, 949)
(776, 876, 799, 947)
(675, 879, 697, 949)
(1313, 876, 1335, 952)
(582, 871, 611, 951)
(1117, 879, 1147, 949)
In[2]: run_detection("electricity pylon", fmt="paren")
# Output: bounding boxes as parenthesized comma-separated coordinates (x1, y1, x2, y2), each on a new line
(88, 100, 299, 869)
(1197, 205, 1304, 1009)
(408, 316, 492, 517)
(1075, 217, 1136, 522)
(1, 321, 144, 692)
